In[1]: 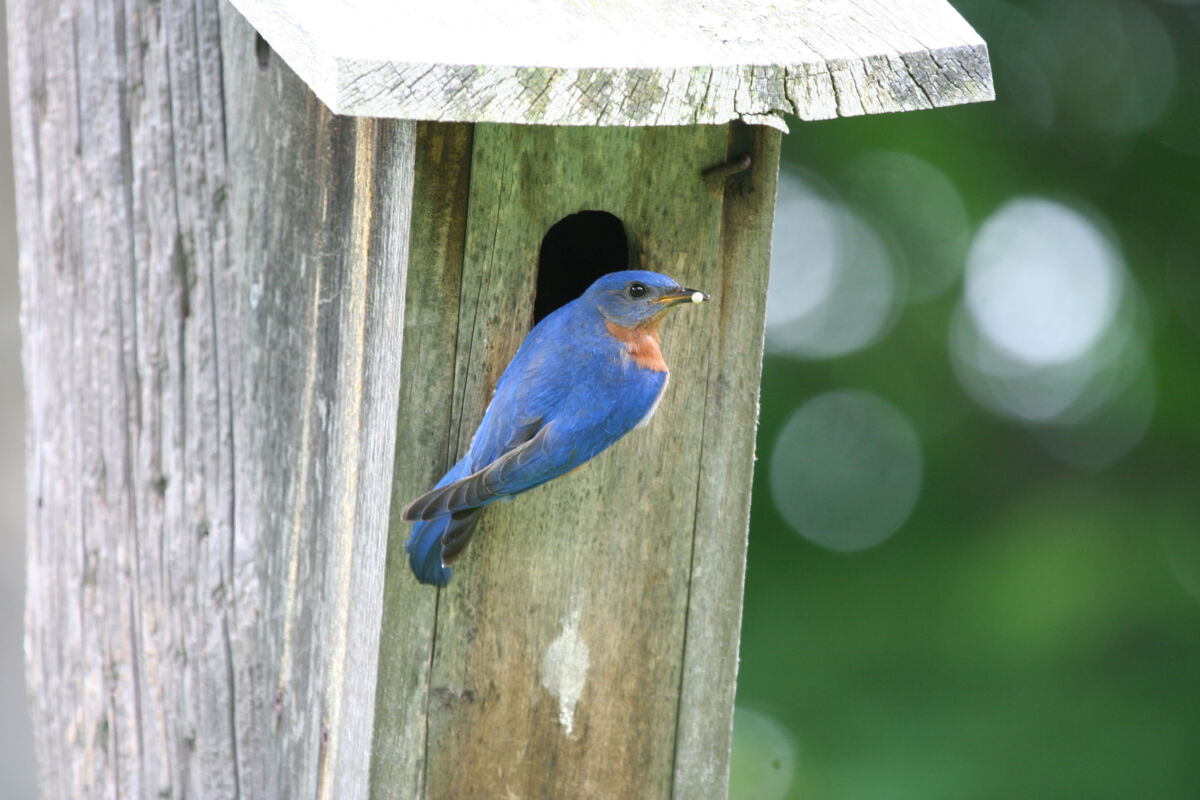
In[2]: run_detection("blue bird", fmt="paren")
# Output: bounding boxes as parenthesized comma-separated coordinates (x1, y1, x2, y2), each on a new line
(403, 269, 709, 585)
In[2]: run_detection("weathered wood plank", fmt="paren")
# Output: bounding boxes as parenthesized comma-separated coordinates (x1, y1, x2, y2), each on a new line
(14, 1, 415, 797)
(227, 0, 993, 127)
(371, 121, 475, 800)
(672, 124, 781, 798)
(219, 12, 414, 799)
(11, 1, 244, 796)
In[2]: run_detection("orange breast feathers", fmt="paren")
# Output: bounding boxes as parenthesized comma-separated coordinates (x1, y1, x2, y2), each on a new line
(605, 320, 669, 372)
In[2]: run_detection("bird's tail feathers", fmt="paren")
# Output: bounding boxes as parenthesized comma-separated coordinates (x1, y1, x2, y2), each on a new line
(405, 508, 486, 586)
(442, 509, 484, 564)
(406, 515, 454, 586)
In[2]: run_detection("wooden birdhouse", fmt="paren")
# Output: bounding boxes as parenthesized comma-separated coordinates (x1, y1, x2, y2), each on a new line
(12, 1, 992, 798)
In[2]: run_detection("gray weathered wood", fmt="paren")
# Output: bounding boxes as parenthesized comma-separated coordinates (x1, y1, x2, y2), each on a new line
(672, 123, 780, 798)
(372, 122, 778, 799)
(219, 16, 416, 797)
(11, 2, 244, 795)
(228, 0, 994, 128)
(13, 1, 413, 797)
(371, 122, 474, 800)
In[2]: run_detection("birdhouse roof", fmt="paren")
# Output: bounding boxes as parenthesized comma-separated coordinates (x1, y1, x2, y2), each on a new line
(231, 0, 993, 130)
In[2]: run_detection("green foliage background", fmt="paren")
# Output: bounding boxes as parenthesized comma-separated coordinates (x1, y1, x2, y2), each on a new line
(731, 2, 1200, 797)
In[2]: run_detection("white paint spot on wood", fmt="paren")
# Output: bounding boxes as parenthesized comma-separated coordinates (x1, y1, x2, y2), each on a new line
(541, 607, 590, 737)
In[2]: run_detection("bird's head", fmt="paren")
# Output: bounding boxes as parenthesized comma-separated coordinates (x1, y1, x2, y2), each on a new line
(583, 270, 709, 328)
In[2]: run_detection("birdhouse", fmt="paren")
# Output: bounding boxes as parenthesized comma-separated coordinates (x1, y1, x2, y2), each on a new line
(13, 1, 992, 798)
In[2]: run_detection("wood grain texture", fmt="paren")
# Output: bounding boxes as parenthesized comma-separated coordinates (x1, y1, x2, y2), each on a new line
(370, 122, 774, 798)
(10, 1, 244, 796)
(227, 0, 993, 128)
(371, 122, 474, 800)
(13, 1, 414, 797)
(219, 14, 415, 798)
(672, 123, 781, 798)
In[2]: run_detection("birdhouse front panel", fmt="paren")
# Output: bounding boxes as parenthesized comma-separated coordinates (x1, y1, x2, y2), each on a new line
(374, 120, 780, 798)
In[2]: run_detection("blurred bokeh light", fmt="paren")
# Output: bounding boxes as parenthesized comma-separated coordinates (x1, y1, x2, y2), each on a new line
(975, 0, 1178, 137)
(729, 707, 798, 800)
(841, 151, 970, 302)
(770, 390, 923, 553)
(949, 197, 1157, 468)
(767, 171, 902, 359)
(964, 197, 1122, 367)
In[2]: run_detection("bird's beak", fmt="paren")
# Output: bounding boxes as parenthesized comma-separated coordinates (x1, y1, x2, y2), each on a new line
(655, 287, 711, 306)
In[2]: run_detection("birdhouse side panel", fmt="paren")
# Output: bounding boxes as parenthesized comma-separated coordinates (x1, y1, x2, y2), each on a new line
(220, 14, 417, 797)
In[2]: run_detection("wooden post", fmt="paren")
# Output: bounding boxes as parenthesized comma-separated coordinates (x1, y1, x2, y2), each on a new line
(11, 1, 991, 798)
(13, 3, 410, 797)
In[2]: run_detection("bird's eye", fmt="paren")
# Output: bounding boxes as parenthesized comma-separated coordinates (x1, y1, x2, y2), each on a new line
(628, 282, 647, 298)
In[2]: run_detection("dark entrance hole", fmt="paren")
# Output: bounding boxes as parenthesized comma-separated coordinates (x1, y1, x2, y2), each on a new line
(534, 211, 630, 323)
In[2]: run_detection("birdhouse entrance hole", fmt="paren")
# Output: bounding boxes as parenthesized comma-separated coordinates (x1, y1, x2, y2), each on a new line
(534, 210, 629, 323)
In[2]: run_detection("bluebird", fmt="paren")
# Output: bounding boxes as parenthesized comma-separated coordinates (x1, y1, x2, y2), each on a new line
(403, 270, 709, 585)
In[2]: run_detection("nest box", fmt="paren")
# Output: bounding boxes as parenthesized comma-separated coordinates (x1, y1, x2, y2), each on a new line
(14, 0, 992, 798)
